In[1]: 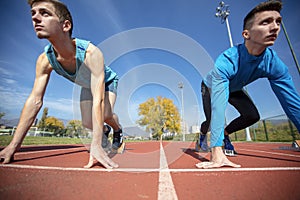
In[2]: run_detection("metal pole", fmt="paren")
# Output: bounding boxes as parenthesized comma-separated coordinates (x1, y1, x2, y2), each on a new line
(225, 17, 233, 48)
(178, 82, 185, 141)
(281, 21, 300, 75)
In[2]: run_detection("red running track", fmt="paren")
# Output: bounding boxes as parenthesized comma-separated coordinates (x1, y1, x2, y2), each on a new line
(0, 141, 299, 200)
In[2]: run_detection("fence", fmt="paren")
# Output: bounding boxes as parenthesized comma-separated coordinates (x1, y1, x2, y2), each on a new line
(232, 114, 299, 142)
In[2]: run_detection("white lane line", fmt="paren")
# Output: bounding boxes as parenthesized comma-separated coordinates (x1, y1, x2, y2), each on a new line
(158, 142, 178, 200)
(1, 164, 300, 172)
(239, 148, 300, 158)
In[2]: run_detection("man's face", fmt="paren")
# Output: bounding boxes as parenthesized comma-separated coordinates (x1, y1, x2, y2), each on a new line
(30, 2, 62, 39)
(244, 10, 282, 47)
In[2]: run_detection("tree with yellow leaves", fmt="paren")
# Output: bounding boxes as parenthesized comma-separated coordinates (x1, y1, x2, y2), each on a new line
(137, 96, 181, 139)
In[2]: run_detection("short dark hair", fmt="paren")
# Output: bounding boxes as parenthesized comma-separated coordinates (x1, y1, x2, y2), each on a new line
(28, 0, 73, 36)
(243, 1, 282, 30)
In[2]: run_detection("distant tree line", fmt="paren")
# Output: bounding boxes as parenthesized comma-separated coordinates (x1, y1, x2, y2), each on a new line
(36, 107, 86, 138)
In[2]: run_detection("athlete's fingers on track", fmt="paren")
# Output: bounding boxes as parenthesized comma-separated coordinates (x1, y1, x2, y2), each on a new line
(0, 152, 13, 164)
(83, 155, 97, 168)
(195, 161, 213, 168)
(90, 146, 119, 169)
(195, 161, 241, 169)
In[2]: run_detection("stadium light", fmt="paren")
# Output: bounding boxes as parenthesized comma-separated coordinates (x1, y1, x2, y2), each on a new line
(215, 1, 233, 47)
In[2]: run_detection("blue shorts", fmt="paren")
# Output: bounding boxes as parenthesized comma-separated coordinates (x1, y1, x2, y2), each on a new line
(105, 79, 118, 94)
(80, 78, 118, 101)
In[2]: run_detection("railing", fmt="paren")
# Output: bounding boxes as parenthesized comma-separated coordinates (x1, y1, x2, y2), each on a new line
(232, 114, 299, 142)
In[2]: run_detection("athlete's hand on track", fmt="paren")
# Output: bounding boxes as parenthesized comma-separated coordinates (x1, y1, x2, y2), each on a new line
(0, 145, 16, 164)
(84, 144, 118, 169)
(195, 146, 241, 169)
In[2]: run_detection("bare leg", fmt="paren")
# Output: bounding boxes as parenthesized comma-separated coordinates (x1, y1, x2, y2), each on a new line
(195, 146, 241, 169)
(80, 88, 118, 169)
(104, 91, 122, 130)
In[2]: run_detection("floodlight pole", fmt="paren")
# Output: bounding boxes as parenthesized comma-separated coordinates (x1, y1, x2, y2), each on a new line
(281, 21, 300, 75)
(215, 1, 252, 141)
(178, 82, 185, 141)
(215, 1, 233, 47)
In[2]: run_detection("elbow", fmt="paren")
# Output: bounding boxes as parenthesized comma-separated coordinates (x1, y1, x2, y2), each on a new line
(27, 96, 43, 111)
(35, 99, 43, 109)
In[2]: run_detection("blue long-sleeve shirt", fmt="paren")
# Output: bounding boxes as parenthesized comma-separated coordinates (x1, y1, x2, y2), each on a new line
(203, 43, 300, 147)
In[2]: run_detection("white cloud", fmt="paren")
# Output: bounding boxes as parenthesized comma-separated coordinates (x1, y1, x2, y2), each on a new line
(42, 98, 75, 120)
(2, 78, 17, 84)
(0, 64, 14, 76)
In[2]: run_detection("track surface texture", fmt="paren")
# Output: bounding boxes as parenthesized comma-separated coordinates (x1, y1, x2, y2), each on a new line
(1, 141, 299, 200)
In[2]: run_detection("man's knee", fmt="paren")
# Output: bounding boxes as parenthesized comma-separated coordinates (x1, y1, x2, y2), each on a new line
(82, 120, 92, 130)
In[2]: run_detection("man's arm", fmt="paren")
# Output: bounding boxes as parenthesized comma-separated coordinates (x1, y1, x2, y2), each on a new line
(210, 67, 230, 147)
(84, 44, 118, 169)
(269, 72, 300, 132)
(0, 53, 52, 163)
(209, 53, 234, 147)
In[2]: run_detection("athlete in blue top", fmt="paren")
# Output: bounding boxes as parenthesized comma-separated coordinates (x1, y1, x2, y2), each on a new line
(45, 38, 124, 168)
(0, 0, 121, 169)
(196, 1, 300, 169)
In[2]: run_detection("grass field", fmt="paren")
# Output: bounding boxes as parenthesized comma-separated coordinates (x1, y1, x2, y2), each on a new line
(1, 130, 298, 147)
(0, 135, 83, 147)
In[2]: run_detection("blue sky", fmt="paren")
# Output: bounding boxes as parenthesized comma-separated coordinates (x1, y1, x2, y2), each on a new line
(0, 0, 299, 129)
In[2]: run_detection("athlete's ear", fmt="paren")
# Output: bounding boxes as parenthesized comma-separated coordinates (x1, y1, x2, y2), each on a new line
(63, 20, 72, 34)
(242, 30, 250, 40)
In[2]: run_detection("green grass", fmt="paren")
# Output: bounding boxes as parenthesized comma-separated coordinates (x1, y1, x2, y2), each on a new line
(231, 129, 300, 142)
(0, 135, 83, 147)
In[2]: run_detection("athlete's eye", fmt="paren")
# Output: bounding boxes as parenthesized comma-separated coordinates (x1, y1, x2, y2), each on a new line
(31, 10, 36, 17)
(41, 11, 50, 16)
(261, 19, 271, 25)
(276, 18, 282, 26)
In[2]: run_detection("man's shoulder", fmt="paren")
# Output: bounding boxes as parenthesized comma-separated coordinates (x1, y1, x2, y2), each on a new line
(75, 38, 90, 47)
(216, 45, 240, 65)
(85, 42, 103, 57)
(217, 45, 240, 64)
(37, 52, 51, 69)
(264, 47, 279, 58)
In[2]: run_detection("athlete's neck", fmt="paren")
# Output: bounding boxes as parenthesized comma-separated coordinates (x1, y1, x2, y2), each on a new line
(49, 35, 75, 60)
(245, 41, 267, 56)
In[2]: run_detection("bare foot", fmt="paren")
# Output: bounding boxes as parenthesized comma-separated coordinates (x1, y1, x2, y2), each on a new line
(0, 146, 16, 164)
(86, 144, 118, 169)
(195, 146, 241, 169)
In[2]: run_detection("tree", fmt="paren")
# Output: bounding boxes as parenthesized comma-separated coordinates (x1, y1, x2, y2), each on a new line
(38, 107, 48, 130)
(45, 116, 64, 135)
(0, 112, 5, 126)
(137, 96, 181, 139)
(0, 112, 5, 120)
(66, 120, 85, 138)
